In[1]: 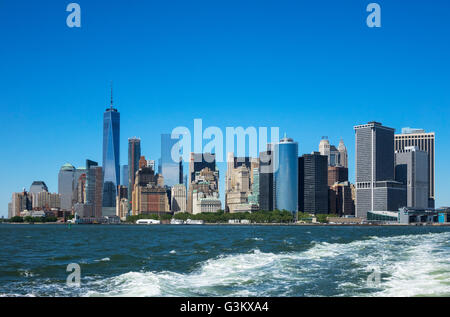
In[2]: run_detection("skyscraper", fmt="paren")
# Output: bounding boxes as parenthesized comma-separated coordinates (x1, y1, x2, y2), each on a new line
(188, 153, 216, 185)
(86, 159, 103, 219)
(58, 163, 76, 211)
(298, 152, 328, 214)
(354, 122, 406, 219)
(395, 128, 435, 207)
(273, 136, 298, 213)
(29, 181, 48, 194)
(102, 85, 120, 208)
(161, 133, 181, 187)
(338, 139, 348, 168)
(395, 146, 429, 209)
(121, 165, 129, 187)
(259, 150, 274, 211)
(128, 137, 141, 206)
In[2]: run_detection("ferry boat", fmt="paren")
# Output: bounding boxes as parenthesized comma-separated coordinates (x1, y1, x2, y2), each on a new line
(136, 219, 161, 225)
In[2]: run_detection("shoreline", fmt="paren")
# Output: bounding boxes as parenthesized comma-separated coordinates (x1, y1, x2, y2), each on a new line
(2, 222, 450, 227)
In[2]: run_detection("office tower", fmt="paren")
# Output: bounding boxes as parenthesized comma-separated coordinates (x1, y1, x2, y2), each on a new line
(102, 87, 120, 208)
(7, 202, 12, 219)
(319, 137, 340, 167)
(354, 122, 406, 219)
(10, 190, 32, 217)
(395, 128, 435, 207)
(338, 139, 348, 168)
(121, 165, 129, 187)
(329, 182, 355, 216)
(395, 146, 429, 209)
(86, 160, 103, 219)
(298, 152, 328, 214)
(273, 136, 298, 213)
(171, 184, 187, 213)
(147, 160, 156, 172)
(259, 150, 274, 211)
(248, 168, 260, 205)
(32, 192, 61, 210)
(179, 160, 183, 184)
(161, 133, 181, 187)
(131, 165, 168, 215)
(116, 185, 129, 219)
(29, 181, 48, 194)
(128, 137, 141, 205)
(58, 163, 76, 211)
(139, 156, 147, 169)
(328, 166, 348, 186)
(225, 154, 256, 213)
(188, 153, 216, 185)
(250, 158, 260, 184)
(187, 167, 220, 213)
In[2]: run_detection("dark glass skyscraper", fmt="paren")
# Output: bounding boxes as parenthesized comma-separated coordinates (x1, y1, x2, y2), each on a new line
(102, 88, 120, 207)
(128, 138, 141, 205)
(298, 152, 329, 214)
(273, 136, 298, 213)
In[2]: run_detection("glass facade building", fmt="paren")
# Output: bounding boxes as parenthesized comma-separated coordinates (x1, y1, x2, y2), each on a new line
(128, 138, 141, 204)
(274, 136, 298, 213)
(102, 102, 120, 207)
(161, 133, 181, 187)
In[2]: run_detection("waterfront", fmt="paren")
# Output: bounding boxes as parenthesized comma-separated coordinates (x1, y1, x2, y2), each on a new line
(0, 224, 449, 297)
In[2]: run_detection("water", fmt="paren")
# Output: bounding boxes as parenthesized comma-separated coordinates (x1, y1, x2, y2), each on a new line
(0, 224, 449, 297)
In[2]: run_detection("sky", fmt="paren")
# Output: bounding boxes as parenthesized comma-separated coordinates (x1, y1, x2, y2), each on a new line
(0, 0, 449, 217)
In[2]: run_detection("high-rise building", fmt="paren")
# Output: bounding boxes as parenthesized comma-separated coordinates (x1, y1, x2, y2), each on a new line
(29, 181, 48, 194)
(354, 122, 406, 219)
(102, 86, 120, 208)
(328, 166, 348, 186)
(395, 128, 435, 207)
(161, 133, 182, 188)
(225, 153, 256, 213)
(188, 153, 216, 185)
(395, 146, 429, 209)
(10, 190, 32, 217)
(298, 152, 328, 214)
(171, 184, 187, 213)
(338, 139, 348, 168)
(58, 163, 76, 211)
(121, 165, 129, 187)
(273, 136, 298, 213)
(86, 160, 103, 219)
(259, 150, 274, 211)
(128, 137, 141, 206)
(31, 192, 61, 210)
(329, 181, 354, 216)
(319, 137, 347, 167)
(187, 167, 220, 213)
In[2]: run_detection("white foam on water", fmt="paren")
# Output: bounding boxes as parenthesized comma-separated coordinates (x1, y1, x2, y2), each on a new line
(95, 257, 110, 262)
(44, 232, 450, 297)
(169, 250, 176, 254)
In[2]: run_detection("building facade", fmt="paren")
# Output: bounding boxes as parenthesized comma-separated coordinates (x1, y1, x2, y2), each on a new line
(354, 122, 406, 219)
(395, 146, 429, 209)
(171, 184, 187, 213)
(274, 136, 298, 213)
(395, 128, 435, 208)
(128, 137, 141, 206)
(102, 94, 120, 208)
(299, 152, 329, 214)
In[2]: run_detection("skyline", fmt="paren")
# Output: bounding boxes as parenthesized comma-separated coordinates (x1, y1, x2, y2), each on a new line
(1, 0, 450, 217)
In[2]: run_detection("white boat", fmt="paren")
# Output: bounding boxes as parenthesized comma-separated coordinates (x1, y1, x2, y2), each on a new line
(170, 219, 184, 225)
(185, 219, 204, 225)
(136, 219, 161, 225)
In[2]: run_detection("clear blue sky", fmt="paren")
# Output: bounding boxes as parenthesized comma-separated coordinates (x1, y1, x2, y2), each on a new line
(1, 0, 449, 217)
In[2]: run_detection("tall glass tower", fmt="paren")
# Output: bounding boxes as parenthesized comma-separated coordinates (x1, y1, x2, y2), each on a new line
(274, 135, 298, 213)
(102, 85, 120, 207)
(161, 133, 181, 187)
